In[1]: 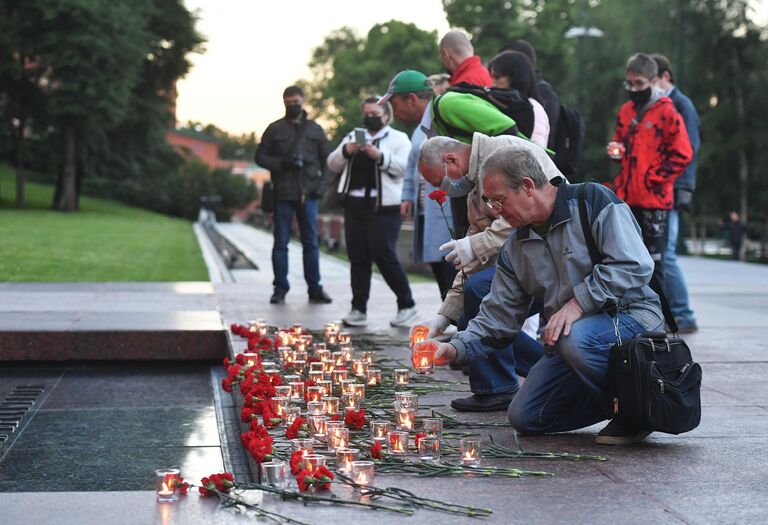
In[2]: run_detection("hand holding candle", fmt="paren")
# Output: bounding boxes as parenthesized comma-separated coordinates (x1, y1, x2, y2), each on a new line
(433, 342, 458, 366)
(606, 141, 626, 160)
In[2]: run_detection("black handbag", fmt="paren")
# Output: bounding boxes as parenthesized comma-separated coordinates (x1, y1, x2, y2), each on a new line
(578, 183, 702, 434)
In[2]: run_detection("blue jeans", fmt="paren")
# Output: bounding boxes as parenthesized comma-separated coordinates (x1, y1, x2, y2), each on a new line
(459, 267, 544, 394)
(507, 312, 658, 434)
(272, 199, 321, 294)
(663, 209, 696, 327)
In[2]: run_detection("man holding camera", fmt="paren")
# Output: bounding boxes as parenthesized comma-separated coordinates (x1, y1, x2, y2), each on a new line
(255, 85, 333, 305)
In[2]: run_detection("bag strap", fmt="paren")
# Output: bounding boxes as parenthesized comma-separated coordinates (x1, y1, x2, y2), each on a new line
(431, 95, 472, 139)
(577, 182, 679, 333)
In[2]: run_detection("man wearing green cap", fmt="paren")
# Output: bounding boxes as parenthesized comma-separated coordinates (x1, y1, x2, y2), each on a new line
(380, 71, 457, 300)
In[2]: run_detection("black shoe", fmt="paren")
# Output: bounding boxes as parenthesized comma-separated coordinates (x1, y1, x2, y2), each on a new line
(270, 290, 287, 304)
(450, 392, 515, 412)
(308, 288, 332, 304)
(595, 420, 651, 445)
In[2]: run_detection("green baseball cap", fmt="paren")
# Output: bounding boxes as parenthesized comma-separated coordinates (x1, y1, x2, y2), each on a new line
(379, 70, 431, 104)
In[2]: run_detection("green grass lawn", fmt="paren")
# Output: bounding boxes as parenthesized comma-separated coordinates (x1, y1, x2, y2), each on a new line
(0, 165, 208, 281)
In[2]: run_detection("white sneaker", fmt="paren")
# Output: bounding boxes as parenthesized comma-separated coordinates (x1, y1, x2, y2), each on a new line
(342, 309, 367, 327)
(390, 306, 418, 327)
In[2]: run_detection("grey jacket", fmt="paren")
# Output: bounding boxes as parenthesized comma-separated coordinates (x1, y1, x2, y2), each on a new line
(451, 181, 664, 363)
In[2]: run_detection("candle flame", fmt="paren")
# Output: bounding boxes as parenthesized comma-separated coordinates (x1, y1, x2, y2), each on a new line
(419, 356, 428, 367)
(356, 472, 370, 485)
(161, 481, 171, 492)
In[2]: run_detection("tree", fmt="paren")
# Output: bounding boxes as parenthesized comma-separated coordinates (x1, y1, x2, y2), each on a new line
(302, 20, 443, 142)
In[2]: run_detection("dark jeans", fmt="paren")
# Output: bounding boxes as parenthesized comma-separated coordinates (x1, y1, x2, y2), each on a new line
(631, 207, 669, 289)
(272, 199, 321, 294)
(458, 266, 545, 394)
(344, 198, 415, 313)
(663, 209, 696, 327)
(430, 261, 457, 301)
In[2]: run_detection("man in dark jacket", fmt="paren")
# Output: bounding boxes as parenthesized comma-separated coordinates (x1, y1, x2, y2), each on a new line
(255, 85, 333, 304)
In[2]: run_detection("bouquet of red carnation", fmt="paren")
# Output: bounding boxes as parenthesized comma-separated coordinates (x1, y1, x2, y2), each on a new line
(285, 417, 308, 439)
(199, 472, 235, 497)
(296, 466, 334, 491)
(344, 409, 366, 430)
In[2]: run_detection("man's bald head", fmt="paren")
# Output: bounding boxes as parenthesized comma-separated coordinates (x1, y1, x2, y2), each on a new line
(439, 30, 474, 65)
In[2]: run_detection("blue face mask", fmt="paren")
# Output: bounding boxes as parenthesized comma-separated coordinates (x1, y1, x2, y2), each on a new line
(439, 162, 474, 198)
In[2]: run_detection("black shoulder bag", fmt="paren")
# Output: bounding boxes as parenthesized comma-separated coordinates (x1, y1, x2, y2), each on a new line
(578, 183, 702, 434)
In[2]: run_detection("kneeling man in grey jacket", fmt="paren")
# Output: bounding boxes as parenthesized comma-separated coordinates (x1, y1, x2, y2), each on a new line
(428, 146, 664, 445)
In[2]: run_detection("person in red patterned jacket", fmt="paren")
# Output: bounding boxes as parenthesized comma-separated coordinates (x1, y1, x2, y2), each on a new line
(607, 53, 692, 289)
(439, 30, 493, 87)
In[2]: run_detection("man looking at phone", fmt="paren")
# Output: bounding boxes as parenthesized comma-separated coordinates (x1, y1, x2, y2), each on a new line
(256, 85, 334, 305)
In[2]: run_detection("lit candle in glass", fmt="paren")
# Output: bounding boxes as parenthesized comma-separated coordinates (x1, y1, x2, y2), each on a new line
(327, 333, 338, 346)
(241, 352, 260, 368)
(460, 438, 481, 466)
(263, 368, 281, 378)
(339, 379, 357, 395)
(360, 351, 376, 364)
(271, 396, 290, 419)
(335, 447, 359, 474)
(331, 351, 345, 367)
(351, 461, 374, 487)
(394, 406, 415, 431)
(317, 380, 333, 397)
(418, 437, 441, 463)
(302, 454, 324, 474)
(308, 415, 327, 440)
(306, 386, 323, 402)
(306, 401, 324, 416)
(421, 417, 443, 438)
(412, 341, 436, 374)
(292, 323, 304, 335)
(352, 359, 368, 376)
(274, 385, 291, 398)
(321, 359, 335, 376)
(338, 332, 352, 345)
(327, 427, 349, 452)
(288, 381, 305, 402)
(410, 324, 429, 346)
(276, 331, 290, 347)
(322, 396, 339, 415)
(394, 368, 410, 385)
(366, 368, 381, 386)
(340, 346, 354, 362)
(331, 368, 348, 385)
(278, 346, 293, 362)
(341, 392, 361, 411)
(309, 361, 324, 372)
(261, 360, 277, 370)
(314, 342, 327, 354)
(285, 405, 302, 425)
(155, 468, 179, 502)
(260, 461, 287, 488)
(316, 349, 330, 361)
(283, 374, 301, 384)
(350, 383, 366, 400)
(308, 370, 324, 383)
(370, 420, 390, 442)
(387, 430, 408, 456)
(290, 438, 315, 456)
(394, 391, 418, 409)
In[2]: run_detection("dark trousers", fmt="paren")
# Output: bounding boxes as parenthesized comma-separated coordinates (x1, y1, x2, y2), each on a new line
(631, 207, 669, 289)
(430, 261, 457, 301)
(344, 198, 415, 313)
(272, 199, 321, 294)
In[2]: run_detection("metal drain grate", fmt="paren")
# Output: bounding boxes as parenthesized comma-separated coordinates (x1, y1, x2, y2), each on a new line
(0, 385, 45, 447)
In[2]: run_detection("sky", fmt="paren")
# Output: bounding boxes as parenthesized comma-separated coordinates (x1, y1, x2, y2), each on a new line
(175, 0, 450, 137)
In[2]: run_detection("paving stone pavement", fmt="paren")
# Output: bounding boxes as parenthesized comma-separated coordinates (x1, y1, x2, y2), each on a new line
(0, 222, 766, 524)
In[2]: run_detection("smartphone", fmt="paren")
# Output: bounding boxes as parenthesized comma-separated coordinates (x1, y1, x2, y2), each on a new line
(354, 128, 367, 147)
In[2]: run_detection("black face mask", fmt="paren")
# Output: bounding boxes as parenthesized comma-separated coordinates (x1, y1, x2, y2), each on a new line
(285, 104, 302, 119)
(628, 87, 652, 107)
(364, 115, 384, 132)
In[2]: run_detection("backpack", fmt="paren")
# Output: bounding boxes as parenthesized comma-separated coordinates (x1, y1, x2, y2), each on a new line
(551, 103, 586, 177)
(437, 82, 535, 139)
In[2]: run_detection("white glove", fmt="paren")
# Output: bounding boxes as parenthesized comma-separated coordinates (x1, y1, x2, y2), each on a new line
(439, 237, 475, 270)
(427, 314, 451, 338)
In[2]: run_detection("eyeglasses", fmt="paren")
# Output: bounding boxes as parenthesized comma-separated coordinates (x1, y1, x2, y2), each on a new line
(623, 79, 650, 91)
(481, 192, 510, 209)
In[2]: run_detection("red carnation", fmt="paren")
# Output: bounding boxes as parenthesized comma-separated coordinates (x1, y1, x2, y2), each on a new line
(221, 377, 232, 392)
(289, 450, 305, 475)
(370, 441, 383, 459)
(314, 466, 334, 490)
(296, 470, 312, 492)
(344, 409, 366, 430)
(428, 189, 448, 205)
(285, 417, 307, 440)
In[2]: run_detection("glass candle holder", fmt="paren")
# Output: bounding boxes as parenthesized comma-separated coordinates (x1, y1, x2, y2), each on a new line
(387, 430, 409, 456)
(366, 368, 381, 386)
(283, 374, 301, 384)
(308, 415, 327, 439)
(421, 417, 443, 438)
(241, 352, 260, 368)
(261, 360, 277, 370)
(340, 346, 354, 361)
(360, 351, 376, 364)
(350, 383, 366, 400)
(412, 341, 437, 374)
(308, 370, 324, 383)
(341, 392, 361, 411)
(316, 349, 330, 361)
(300, 333, 313, 346)
(263, 368, 281, 378)
(278, 345, 293, 362)
(294, 349, 309, 361)
(271, 396, 290, 419)
(317, 380, 333, 397)
(285, 405, 302, 425)
(290, 360, 307, 375)
(331, 369, 348, 385)
(276, 332, 291, 347)
(327, 427, 350, 452)
(352, 359, 368, 376)
(338, 332, 352, 345)
(370, 420, 390, 442)
(260, 461, 287, 488)
(288, 381, 305, 402)
(351, 461, 374, 486)
(394, 368, 410, 386)
(394, 391, 418, 410)
(306, 401, 324, 416)
(335, 447, 359, 474)
(321, 360, 335, 376)
(339, 379, 357, 395)
(418, 437, 441, 463)
(322, 396, 340, 415)
(274, 385, 292, 398)
(314, 342, 327, 353)
(460, 438, 481, 466)
(410, 324, 430, 346)
(155, 468, 180, 502)
(331, 351, 345, 367)
(309, 361, 324, 372)
(306, 386, 323, 403)
(326, 333, 338, 346)
(394, 405, 416, 431)
(292, 323, 304, 335)
(291, 438, 315, 455)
